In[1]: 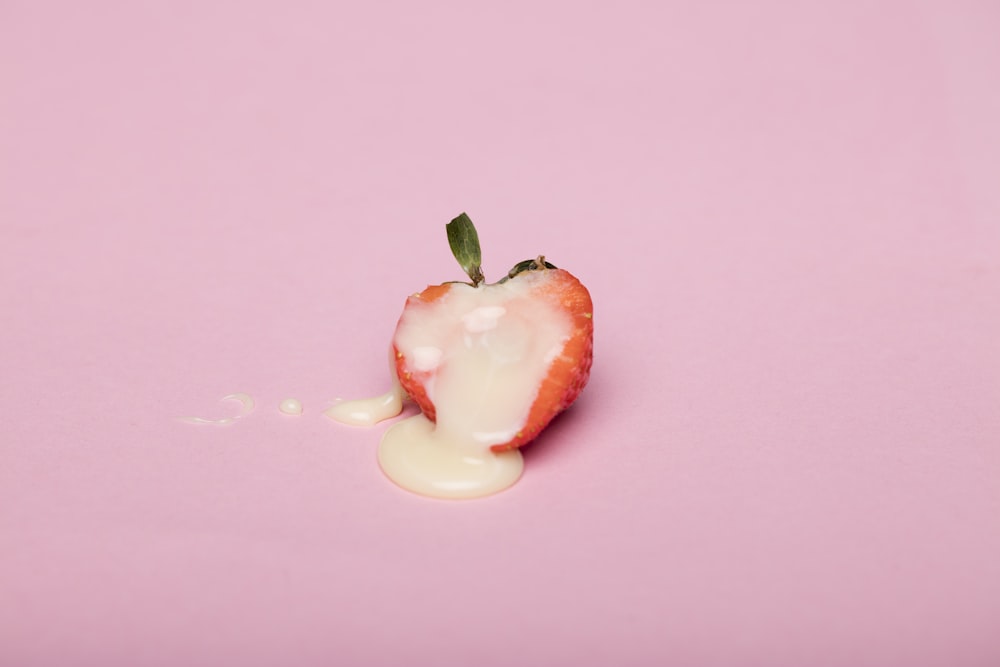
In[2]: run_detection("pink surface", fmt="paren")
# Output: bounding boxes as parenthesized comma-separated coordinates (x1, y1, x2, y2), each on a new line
(2, 1, 999, 665)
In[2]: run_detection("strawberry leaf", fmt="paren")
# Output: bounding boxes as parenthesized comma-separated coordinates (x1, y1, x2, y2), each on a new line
(446, 212, 485, 286)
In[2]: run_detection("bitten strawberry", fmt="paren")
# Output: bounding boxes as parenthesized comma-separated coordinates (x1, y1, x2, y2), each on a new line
(392, 213, 593, 452)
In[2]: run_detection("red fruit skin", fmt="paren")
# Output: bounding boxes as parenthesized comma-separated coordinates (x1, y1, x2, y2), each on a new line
(392, 283, 447, 424)
(393, 268, 593, 452)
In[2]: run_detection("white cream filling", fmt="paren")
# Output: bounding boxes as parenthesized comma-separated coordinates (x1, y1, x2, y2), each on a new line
(394, 274, 572, 451)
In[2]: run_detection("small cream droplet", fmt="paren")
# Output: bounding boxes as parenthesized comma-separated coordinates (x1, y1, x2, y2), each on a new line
(279, 398, 303, 416)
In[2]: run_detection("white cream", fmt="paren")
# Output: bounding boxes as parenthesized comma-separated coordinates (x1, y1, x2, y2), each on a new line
(395, 275, 570, 448)
(324, 387, 402, 426)
(279, 398, 303, 415)
(328, 273, 572, 499)
(378, 415, 523, 499)
(324, 348, 404, 426)
(178, 392, 255, 425)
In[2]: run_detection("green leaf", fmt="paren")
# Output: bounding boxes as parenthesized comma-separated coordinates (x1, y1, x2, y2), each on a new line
(446, 212, 485, 285)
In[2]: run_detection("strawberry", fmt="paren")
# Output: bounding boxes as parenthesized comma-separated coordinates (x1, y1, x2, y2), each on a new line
(392, 213, 593, 452)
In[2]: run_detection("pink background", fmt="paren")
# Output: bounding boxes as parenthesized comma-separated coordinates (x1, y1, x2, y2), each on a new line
(2, 1, 999, 665)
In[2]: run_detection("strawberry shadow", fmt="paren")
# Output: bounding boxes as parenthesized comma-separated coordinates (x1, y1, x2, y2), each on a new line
(520, 385, 599, 469)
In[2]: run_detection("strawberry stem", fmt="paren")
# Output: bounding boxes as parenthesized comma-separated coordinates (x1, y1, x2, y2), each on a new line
(502, 256, 557, 282)
(446, 212, 485, 286)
